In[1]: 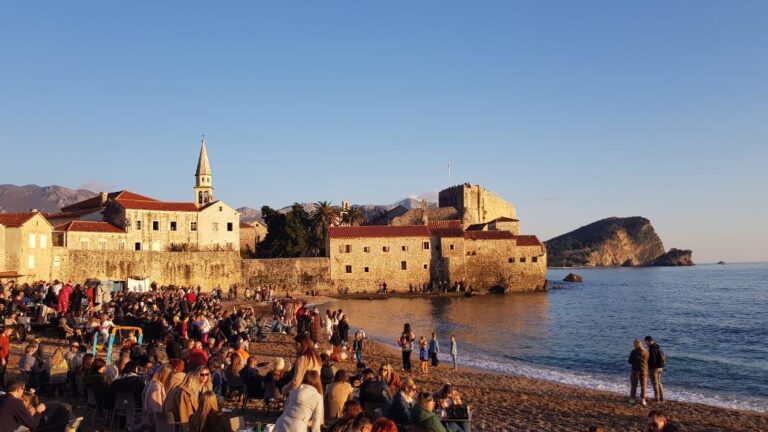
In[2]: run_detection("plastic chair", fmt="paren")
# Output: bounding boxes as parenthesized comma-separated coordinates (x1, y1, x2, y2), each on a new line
(154, 412, 182, 432)
(110, 392, 139, 429)
(65, 416, 84, 432)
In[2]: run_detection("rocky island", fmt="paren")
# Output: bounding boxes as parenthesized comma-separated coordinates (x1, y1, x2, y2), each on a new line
(545, 217, 694, 267)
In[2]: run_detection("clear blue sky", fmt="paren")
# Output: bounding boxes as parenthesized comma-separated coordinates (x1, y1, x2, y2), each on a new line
(1, 1, 767, 263)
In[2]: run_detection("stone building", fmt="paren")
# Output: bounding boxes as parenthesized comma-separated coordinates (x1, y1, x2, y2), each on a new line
(439, 183, 518, 227)
(0, 211, 54, 283)
(240, 220, 268, 254)
(329, 218, 547, 292)
(45, 138, 240, 252)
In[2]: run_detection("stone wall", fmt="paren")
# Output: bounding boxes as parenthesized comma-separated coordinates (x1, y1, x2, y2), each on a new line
(330, 236, 432, 292)
(446, 240, 547, 292)
(51, 249, 241, 289)
(241, 258, 331, 294)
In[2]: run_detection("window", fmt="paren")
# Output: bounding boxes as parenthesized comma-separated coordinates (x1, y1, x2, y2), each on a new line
(344, 245, 352, 253)
(219, 206, 223, 211)
(118, 241, 125, 251)
(401, 261, 407, 270)
(227, 222, 233, 232)
(345, 265, 352, 274)
(532, 256, 538, 263)
(135, 242, 142, 251)
(136, 220, 142, 230)
(422, 241, 430, 250)
(99, 240, 107, 250)
(213, 222, 219, 232)
(423, 264, 428, 269)
(191, 222, 197, 231)
(27, 255, 35, 269)
(364, 267, 369, 273)
(449, 244, 455, 250)
(363, 247, 370, 253)
(401, 245, 408, 251)
(520, 257, 527, 263)
(508, 257, 515, 263)
(40, 234, 47, 248)
(170, 221, 177, 231)
(29, 234, 36, 249)
(382, 246, 390, 252)
(152, 221, 159, 231)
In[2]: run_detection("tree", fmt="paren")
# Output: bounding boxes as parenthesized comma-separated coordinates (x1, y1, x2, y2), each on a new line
(256, 204, 321, 258)
(311, 200, 339, 256)
(342, 206, 365, 226)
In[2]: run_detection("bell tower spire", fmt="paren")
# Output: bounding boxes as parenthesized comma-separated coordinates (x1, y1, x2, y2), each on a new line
(194, 134, 214, 207)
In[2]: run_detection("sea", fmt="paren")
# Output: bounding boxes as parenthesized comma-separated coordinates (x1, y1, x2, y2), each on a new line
(324, 263, 768, 412)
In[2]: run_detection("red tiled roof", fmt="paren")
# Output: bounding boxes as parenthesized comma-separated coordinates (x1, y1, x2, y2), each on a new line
(117, 199, 198, 212)
(45, 208, 103, 220)
(0, 212, 37, 227)
(514, 235, 542, 246)
(330, 225, 431, 239)
(490, 217, 519, 223)
(54, 221, 125, 234)
(427, 220, 464, 237)
(61, 190, 159, 212)
(464, 231, 516, 240)
(0, 271, 25, 278)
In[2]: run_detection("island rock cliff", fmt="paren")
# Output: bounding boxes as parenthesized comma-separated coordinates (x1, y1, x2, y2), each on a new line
(545, 217, 680, 267)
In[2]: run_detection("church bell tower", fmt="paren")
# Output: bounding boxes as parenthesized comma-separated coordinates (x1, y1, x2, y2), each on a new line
(194, 136, 214, 207)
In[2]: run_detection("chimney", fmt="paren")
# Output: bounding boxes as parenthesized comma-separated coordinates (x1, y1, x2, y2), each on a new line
(100, 191, 108, 205)
(421, 199, 429, 225)
(30, 208, 38, 213)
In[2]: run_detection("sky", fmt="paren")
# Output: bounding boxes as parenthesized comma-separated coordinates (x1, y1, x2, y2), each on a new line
(1, 1, 767, 263)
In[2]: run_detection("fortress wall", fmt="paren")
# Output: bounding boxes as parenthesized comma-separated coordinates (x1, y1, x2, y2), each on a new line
(241, 257, 331, 294)
(439, 184, 517, 226)
(446, 240, 547, 292)
(51, 249, 242, 289)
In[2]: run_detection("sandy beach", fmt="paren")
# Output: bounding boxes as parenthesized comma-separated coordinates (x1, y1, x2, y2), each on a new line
(7, 299, 767, 432)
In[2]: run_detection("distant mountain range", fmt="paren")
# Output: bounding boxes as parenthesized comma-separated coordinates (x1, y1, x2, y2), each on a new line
(0, 184, 437, 224)
(0, 184, 95, 213)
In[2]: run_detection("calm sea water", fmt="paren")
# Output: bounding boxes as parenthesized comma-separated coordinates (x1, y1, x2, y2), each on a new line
(324, 263, 768, 412)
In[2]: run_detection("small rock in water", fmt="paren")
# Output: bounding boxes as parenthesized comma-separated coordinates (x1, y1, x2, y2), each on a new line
(563, 273, 583, 282)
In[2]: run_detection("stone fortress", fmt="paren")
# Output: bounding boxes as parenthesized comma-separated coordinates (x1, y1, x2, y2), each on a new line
(0, 140, 547, 293)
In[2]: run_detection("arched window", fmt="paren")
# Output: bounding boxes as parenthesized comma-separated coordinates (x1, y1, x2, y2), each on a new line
(198, 191, 203, 204)
(204, 191, 210, 203)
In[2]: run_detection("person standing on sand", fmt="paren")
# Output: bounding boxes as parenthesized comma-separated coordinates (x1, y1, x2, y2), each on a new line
(428, 332, 440, 367)
(398, 324, 416, 373)
(645, 336, 666, 403)
(450, 335, 458, 370)
(419, 337, 430, 375)
(629, 339, 649, 406)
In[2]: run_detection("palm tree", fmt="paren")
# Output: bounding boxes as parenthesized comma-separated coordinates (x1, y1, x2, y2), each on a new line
(311, 201, 339, 256)
(342, 206, 365, 227)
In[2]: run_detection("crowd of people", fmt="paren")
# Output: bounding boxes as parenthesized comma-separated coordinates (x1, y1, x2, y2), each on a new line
(0, 279, 471, 432)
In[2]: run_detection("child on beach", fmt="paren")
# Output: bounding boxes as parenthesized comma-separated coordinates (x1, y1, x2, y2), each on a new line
(353, 331, 364, 369)
(419, 337, 429, 374)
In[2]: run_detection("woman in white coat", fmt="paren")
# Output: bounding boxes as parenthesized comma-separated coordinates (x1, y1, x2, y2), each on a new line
(274, 370, 324, 432)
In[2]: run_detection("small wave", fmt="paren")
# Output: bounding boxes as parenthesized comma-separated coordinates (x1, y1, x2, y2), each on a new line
(446, 352, 768, 413)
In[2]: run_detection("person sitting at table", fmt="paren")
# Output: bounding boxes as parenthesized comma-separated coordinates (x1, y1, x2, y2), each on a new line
(274, 370, 324, 432)
(240, 355, 264, 398)
(0, 380, 46, 432)
(359, 368, 391, 409)
(188, 390, 233, 432)
(327, 399, 363, 432)
(82, 358, 110, 412)
(410, 392, 447, 432)
(324, 369, 353, 423)
(386, 377, 417, 429)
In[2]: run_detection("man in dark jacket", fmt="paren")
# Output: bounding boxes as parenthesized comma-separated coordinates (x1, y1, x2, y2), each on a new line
(108, 361, 145, 408)
(645, 336, 666, 402)
(359, 368, 391, 408)
(0, 380, 46, 432)
(628, 339, 649, 406)
(165, 335, 183, 360)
